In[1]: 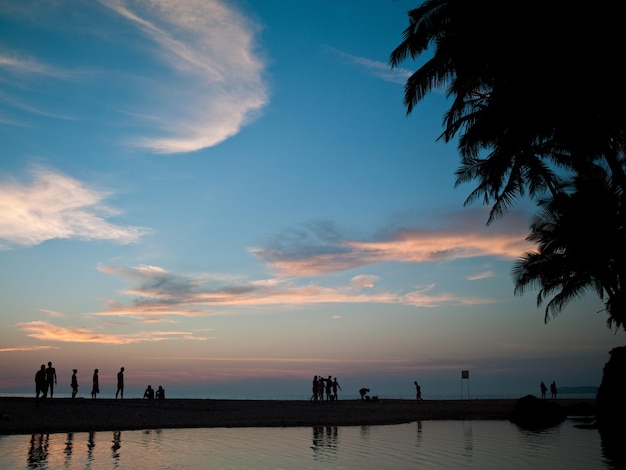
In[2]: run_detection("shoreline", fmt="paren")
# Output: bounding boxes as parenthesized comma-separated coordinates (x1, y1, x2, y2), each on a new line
(0, 397, 596, 436)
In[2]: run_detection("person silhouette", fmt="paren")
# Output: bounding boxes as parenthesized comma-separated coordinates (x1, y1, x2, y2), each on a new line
(311, 375, 319, 402)
(540, 381, 547, 399)
(116, 367, 125, 399)
(91, 369, 99, 399)
(550, 381, 558, 399)
(414, 381, 424, 401)
(156, 385, 165, 400)
(332, 377, 342, 400)
(359, 388, 370, 401)
(143, 385, 154, 399)
(71, 369, 78, 399)
(46, 362, 57, 398)
(35, 365, 47, 402)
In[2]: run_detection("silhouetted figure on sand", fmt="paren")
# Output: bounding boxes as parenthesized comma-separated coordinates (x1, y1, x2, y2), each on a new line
(116, 367, 125, 399)
(35, 365, 47, 402)
(550, 381, 558, 399)
(324, 376, 333, 401)
(414, 381, 424, 401)
(143, 385, 154, 399)
(71, 369, 78, 399)
(540, 381, 547, 399)
(332, 377, 342, 400)
(311, 375, 319, 402)
(359, 388, 370, 401)
(156, 385, 165, 400)
(91, 369, 99, 399)
(45, 362, 57, 398)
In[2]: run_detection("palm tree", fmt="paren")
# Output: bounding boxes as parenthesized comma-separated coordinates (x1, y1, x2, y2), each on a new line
(512, 169, 626, 331)
(391, 1, 626, 327)
(390, 1, 626, 221)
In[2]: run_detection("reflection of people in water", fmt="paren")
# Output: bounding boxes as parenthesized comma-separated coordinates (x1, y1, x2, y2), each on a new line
(28, 434, 49, 466)
(64, 432, 74, 466)
(112, 431, 122, 460)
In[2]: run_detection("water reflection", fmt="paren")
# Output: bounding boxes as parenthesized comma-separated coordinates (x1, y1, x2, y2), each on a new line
(311, 426, 338, 462)
(111, 431, 121, 465)
(27, 433, 49, 467)
(86, 431, 95, 469)
(64, 432, 73, 467)
(3, 420, 615, 469)
(462, 421, 473, 457)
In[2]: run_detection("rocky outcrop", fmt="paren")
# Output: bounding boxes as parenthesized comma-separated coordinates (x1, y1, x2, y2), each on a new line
(596, 345, 626, 429)
(510, 394, 565, 429)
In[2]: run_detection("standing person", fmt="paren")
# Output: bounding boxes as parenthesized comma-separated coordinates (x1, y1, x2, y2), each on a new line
(414, 381, 423, 401)
(324, 376, 333, 401)
(46, 362, 57, 398)
(311, 375, 319, 402)
(35, 365, 47, 402)
(540, 381, 547, 399)
(116, 367, 125, 399)
(91, 369, 99, 399)
(550, 381, 558, 399)
(71, 369, 79, 399)
(332, 377, 342, 400)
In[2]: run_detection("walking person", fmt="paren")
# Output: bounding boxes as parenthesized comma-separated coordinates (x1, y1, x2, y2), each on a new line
(311, 375, 319, 402)
(332, 377, 342, 400)
(116, 367, 125, 399)
(46, 362, 57, 398)
(71, 369, 79, 399)
(91, 369, 99, 399)
(414, 381, 424, 401)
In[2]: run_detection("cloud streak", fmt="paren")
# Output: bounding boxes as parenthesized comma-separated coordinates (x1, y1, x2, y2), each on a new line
(249, 209, 533, 277)
(0, 167, 150, 249)
(15, 321, 208, 345)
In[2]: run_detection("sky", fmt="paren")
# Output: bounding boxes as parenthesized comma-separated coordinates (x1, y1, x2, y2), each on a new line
(1, 0, 623, 400)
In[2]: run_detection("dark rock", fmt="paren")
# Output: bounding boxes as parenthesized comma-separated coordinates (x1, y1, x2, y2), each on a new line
(510, 394, 565, 429)
(596, 345, 626, 431)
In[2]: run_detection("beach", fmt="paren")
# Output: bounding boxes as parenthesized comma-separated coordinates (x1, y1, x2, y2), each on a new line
(0, 397, 596, 435)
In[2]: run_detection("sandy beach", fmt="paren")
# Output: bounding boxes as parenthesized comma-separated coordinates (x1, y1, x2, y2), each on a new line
(0, 397, 597, 436)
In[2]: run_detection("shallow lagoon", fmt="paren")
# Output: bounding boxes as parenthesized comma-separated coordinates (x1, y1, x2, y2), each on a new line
(0, 419, 618, 469)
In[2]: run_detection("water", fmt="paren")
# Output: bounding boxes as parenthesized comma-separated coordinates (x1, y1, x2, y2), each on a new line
(0, 419, 619, 469)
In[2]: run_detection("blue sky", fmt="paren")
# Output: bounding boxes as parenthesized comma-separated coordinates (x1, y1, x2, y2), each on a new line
(1, 0, 622, 400)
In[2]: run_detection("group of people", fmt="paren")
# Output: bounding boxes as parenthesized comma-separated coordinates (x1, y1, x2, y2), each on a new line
(143, 384, 166, 400)
(540, 381, 558, 399)
(34, 362, 57, 402)
(311, 375, 342, 402)
(35, 364, 129, 400)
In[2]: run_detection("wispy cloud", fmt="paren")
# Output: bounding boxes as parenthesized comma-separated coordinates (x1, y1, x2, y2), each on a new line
(0, 345, 58, 353)
(15, 321, 208, 344)
(249, 209, 532, 277)
(92, 262, 496, 318)
(0, 167, 150, 249)
(99, 0, 268, 153)
(329, 48, 412, 84)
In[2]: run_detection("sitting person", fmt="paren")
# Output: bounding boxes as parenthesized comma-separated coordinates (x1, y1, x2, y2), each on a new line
(143, 384, 155, 399)
(156, 385, 165, 400)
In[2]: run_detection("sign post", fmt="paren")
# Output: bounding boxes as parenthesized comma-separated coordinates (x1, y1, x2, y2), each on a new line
(461, 370, 469, 399)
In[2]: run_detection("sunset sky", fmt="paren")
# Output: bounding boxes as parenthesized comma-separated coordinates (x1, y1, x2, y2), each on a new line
(1, 0, 622, 400)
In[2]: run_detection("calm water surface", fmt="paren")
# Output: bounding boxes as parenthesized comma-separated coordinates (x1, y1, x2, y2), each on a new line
(0, 419, 619, 469)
